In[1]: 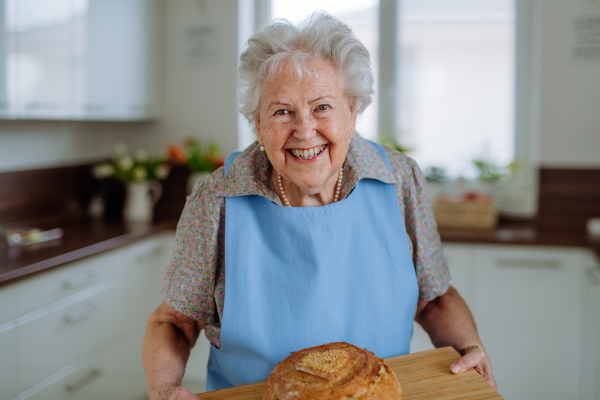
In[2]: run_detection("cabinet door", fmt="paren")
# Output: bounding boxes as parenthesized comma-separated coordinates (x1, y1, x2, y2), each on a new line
(76, 0, 158, 120)
(125, 232, 175, 333)
(125, 232, 211, 394)
(0, 283, 18, 400)
(473, 246, 582, 400)
(98, 232, 176, 395)
(14, 0, 79, 118)
(0, 0, 18, 117)
(581, 251, 600, 400)
(24, 339, 146, 400)
(0, 326, 18, 400)
(17, 276, 126, 391)
(410, 244, 473, 353)
(109, 0, 159, 119)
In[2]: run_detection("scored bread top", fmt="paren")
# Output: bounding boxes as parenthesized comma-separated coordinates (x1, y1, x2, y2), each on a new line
(263, 342, 402, 400)
(295, 349, 350, 380)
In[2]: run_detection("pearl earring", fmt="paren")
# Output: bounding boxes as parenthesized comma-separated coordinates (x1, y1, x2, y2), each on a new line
(259, 143, 265, 151)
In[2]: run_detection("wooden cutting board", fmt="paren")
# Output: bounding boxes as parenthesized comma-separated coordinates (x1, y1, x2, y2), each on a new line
(196, 347, 504, 400)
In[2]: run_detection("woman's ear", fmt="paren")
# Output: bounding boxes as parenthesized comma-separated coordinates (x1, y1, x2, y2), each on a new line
(254, 115, 262, 144)
(349, 104, 357, 137)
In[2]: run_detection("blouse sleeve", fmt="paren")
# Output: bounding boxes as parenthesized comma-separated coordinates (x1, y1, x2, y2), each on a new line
(162, 169, 225, 323)
(385, 148, 451, 301)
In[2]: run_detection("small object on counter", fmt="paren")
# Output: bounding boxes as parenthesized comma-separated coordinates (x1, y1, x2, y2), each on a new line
(587, 217, 600, 237)
(0, 227, 64, 247)
(263, 342, 402, 400)
(433, 192, 498, 231)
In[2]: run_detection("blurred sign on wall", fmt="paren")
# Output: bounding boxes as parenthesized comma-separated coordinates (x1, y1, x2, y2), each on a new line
(572, 14, 600, 60)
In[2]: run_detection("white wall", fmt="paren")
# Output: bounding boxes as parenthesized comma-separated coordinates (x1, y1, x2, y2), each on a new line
(0, 0, 598, 172)
(0, 0, 242, 172)
(536, 0, 600, 167)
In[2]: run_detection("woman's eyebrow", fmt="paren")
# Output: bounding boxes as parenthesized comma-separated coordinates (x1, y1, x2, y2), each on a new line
(309, 94, 333, 103)
(268, 101, 293, 110)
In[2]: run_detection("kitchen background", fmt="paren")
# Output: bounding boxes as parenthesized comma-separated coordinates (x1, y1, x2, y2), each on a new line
(0, 0, 599, 399)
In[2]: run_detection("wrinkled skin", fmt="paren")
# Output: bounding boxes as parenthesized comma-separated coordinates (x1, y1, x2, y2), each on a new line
(255, 60, 356, 207)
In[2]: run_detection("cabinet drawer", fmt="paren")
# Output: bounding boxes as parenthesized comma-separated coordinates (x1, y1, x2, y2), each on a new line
(0, 326, 18, 400)
(22, 339, 147, 400)
(0, 283, 18, 324)
(17, 277, 126, 391)
(12, 250, 124, 317)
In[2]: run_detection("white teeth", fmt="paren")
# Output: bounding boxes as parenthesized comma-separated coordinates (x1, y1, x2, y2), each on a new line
(290, 145, 326, 160)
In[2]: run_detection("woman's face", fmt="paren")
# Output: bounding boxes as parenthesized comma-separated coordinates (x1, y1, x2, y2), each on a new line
(255, 60, 356, 195)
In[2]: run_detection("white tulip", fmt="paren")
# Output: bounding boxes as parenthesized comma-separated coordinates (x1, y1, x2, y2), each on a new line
(133, 166, 147, 181)
(93, 163, 114, 179)
(155, 164, 169, 180)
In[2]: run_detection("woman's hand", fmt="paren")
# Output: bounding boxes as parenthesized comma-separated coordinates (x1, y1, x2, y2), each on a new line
(149, 384, 201, 400)
(450, 348, 497, 390)
(415, 286, 498, 390)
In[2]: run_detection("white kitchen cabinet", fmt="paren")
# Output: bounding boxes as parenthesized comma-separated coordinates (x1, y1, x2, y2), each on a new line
(12, 0, 76, 119)
(0, 278, 19, 400)
(0, 231, 177, 400)
(0, 0, 159, 120)
(125, 232, 212, 394)
(0, 1, 15, 118)
(17, 276, 125, 390)
(0, 326, 19, 400)
(410, 243, 598, 400)
(11, 246, 123, 317)
(75, 0, 159, 120)
(184, 330, 212, 394)
(114, 232, 177, 397)
(581, 251, 600, 400)
(0, 277, 18, 323)
(472, 245, 584, 400)
(410, 244, 474, 353)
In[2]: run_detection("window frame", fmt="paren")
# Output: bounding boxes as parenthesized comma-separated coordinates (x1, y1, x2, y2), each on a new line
(244, 0, 539, 216)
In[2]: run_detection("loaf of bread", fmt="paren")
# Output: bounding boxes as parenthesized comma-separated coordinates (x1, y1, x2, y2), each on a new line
(262, 342, 402, 400)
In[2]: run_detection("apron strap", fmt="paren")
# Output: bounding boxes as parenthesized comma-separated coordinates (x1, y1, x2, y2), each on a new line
(366, 139, 394, 174)
(224, 151, 242, 177)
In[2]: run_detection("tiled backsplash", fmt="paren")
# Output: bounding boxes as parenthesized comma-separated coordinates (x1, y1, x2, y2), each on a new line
(537, 168, 600, 231)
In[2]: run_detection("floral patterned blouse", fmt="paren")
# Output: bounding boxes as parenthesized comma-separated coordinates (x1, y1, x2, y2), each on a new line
(163, 134, 450, 348)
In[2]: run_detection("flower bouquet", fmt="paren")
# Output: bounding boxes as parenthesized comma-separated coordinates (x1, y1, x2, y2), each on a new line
(166, 138, 224, 193)
(93, 144, 170, 223)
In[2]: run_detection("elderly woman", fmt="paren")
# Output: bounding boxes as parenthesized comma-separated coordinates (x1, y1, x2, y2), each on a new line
(143, 13, 496, 399)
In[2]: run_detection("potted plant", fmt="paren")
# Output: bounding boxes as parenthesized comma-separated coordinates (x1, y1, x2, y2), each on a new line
(166, 138, 224, 194)
(424, 166, 449, 203)
(93, 144, 170, 223)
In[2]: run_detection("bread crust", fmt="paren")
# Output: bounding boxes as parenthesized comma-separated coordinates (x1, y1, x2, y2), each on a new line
(263, 342, 402, 400)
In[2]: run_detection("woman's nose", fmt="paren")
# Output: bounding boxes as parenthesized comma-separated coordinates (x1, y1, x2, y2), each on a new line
(293, 112, 317, 140)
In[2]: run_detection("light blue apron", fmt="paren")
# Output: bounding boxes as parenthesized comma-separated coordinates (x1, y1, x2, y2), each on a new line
(206, 140, 419, 391)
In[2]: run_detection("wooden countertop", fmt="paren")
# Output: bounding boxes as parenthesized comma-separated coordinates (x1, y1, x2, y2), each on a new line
(197, 347, 503, 400)
(439, 220, 600, 263)
(1, 217, 598, 287)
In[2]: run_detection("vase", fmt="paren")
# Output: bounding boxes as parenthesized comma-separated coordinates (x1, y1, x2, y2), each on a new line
(187, 171, 211, 195)
(123, 181, 163, 223)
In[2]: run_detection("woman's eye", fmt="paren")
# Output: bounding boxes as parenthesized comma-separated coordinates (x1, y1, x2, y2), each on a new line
(275, 109, 289, 116)
(317, 104, 330, 111)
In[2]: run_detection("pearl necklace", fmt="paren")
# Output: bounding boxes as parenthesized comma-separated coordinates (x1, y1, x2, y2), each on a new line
(277, 169, 343, 207)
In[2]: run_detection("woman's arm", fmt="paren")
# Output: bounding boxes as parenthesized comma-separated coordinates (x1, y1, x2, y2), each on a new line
(143, 300, 207, 400)
(415, 285, 497, 390)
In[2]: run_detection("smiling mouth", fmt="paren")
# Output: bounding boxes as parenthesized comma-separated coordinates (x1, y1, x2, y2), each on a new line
(288, 145, 327, 160)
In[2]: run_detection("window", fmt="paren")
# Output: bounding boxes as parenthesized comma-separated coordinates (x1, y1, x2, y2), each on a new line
(271, 0, 379, 141)
(398, 0, 515, 178)
(268, 0, 516, 180)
